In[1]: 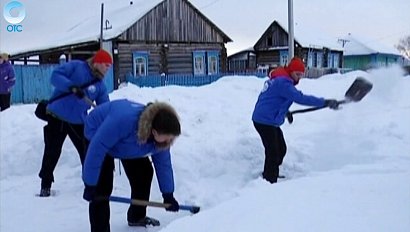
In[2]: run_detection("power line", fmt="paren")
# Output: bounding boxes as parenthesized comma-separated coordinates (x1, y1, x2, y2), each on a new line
(199, 0, 224, 9)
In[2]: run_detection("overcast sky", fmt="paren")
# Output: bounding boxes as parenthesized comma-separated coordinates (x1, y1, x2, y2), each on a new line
(191, 0, 410, 54)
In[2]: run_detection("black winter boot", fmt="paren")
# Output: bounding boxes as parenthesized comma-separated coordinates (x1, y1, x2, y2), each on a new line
(39, 188, 51, 197)
(128, 217, 160, 227)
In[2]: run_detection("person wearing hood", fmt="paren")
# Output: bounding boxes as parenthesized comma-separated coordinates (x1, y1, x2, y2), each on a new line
(82, 99, 181, 231)
(0, 53, 16, 111)
(252, 57, 339, 184)
(38, 49, 112, 197)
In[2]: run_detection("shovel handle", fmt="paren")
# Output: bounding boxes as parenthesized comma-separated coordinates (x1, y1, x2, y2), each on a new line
(109, 196, 201, 214)
(287, 77, 372, 124)
(289, 100, 346, 115)
(286, 100, 347, 124)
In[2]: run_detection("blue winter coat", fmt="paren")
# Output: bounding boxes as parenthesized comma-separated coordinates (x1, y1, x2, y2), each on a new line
(47, 60, 109, 124)
(0, 61, 15, 94)
(252, 76, 326, 126)
(83, 99, 175, 194)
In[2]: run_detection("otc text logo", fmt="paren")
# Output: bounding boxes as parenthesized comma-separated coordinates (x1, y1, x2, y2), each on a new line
(3, 1, 25, 32)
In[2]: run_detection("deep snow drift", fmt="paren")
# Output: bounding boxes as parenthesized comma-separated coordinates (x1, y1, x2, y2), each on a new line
(1, 66, 409, 232)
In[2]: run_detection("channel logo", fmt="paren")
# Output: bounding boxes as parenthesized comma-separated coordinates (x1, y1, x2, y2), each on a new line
(3, 1, 25, 32)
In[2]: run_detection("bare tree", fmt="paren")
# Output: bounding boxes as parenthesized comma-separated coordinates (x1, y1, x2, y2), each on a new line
(396, 35, 410, 59)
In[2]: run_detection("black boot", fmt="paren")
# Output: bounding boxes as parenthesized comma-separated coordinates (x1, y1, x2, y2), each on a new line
(39, 188, 51, 197)
(128, 217, 160, 227)
(39, 179, 52, 197)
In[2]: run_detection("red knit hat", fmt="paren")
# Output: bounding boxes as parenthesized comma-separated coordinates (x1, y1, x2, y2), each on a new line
(286, 57, 305, 73)
(93, 49, 113, 64)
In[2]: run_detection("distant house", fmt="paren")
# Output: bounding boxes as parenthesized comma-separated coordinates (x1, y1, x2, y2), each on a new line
(342, 34, 405, 70)
(10, 0, 232, 88)
(228, 20, 343, 78)
(227, 47, 257, 74)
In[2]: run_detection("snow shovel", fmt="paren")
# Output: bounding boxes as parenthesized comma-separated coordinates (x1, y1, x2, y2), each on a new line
(109, 195, 201, 214)
(286, 77, 373, 124)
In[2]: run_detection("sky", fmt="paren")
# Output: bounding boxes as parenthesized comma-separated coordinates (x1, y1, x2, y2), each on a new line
(194, 0, 410, 54)
(1, 0, 409, 55)
(1, 66, 410, 232)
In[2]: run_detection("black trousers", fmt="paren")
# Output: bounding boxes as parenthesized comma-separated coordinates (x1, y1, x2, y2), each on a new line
(253, 122, 287, 183)
(89, 156, 154, 232)
(0, 93, 11, 111)
(38, 115, 88, 188)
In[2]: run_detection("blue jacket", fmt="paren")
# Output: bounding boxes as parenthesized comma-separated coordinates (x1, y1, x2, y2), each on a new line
(83, 99, 175, 194)
(252, 76, 326, 126)
(0, 61, 15, 94)
(47, 60, 109, 124)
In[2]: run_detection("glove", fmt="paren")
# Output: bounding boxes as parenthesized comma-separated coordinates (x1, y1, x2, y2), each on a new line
(286, 112, 294, 124)
(324, 99, 340, 110)
(69, 86, 85, 99)
(83, 184, 97, 202)
(162, 193, 179, 212)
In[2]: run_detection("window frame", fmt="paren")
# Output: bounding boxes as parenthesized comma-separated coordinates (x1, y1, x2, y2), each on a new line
(207, 51, 219, 75)
(279, 50, 288, 66)
(193, 51, 206, 75)
(132, 51, 148, 77)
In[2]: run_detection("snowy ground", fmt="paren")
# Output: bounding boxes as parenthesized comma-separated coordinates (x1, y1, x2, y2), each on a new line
(1, 66, 409, 232)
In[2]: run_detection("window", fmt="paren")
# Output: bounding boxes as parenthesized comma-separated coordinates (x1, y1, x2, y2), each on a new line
(193, 51, 220, 75)
(316, 52, 322, 68)
(279, 50, 288, 66)
(133, 52, 148, 77)
(332, 54, 339, 68)
(207, 51, 219, 75)
(267, 36, 273, 47)
(208, 56, 217, 74)
(193, 51, 206, 75)
(307, 52, 313, 68)
(281, 55, 288, 66)
(327, 53, 332, 68)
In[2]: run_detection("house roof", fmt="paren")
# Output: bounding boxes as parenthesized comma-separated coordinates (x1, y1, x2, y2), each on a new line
(255, 20, 343, 51)
(1, 0, 161, 57)
(227, 47, 255, 58)
(342, 34, 401, 56)
(2, 0, 231, 58)
(55, 1, 163, 48)
(61, 0, 232, 45)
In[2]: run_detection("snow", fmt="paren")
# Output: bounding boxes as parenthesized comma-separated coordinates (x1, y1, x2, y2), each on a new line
(55, 1, 163, 48)
(1, 66, 410, 232)
(343, 34, 402, 56)
(275, 20, 343, 51)
(0, 0, 161, 55)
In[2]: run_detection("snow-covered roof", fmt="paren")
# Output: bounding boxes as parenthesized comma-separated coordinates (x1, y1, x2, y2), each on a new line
(274, 20, 343, 51)
(228, 47, 255, 57)
(342, 34, 401, 56)
(55, 1, 162, 47)
(0, 0, 161, 56)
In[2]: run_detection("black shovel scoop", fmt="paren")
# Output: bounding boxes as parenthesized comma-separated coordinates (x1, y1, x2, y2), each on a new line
(286, 77, 373, 124)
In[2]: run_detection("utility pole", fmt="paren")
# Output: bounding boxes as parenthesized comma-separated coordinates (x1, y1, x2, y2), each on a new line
(99, 3, 104, 48)
(288, 0, 294, 61)
(338, 38, 350, 48)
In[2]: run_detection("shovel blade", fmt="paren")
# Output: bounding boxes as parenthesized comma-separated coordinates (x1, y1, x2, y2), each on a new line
(345, 77, 373, 102)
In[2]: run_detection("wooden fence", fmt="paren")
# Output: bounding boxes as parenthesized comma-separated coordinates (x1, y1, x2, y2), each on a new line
(125, 72, 267, 87)
(11, 65, 114, 104)
(10, 64, 266, 104)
